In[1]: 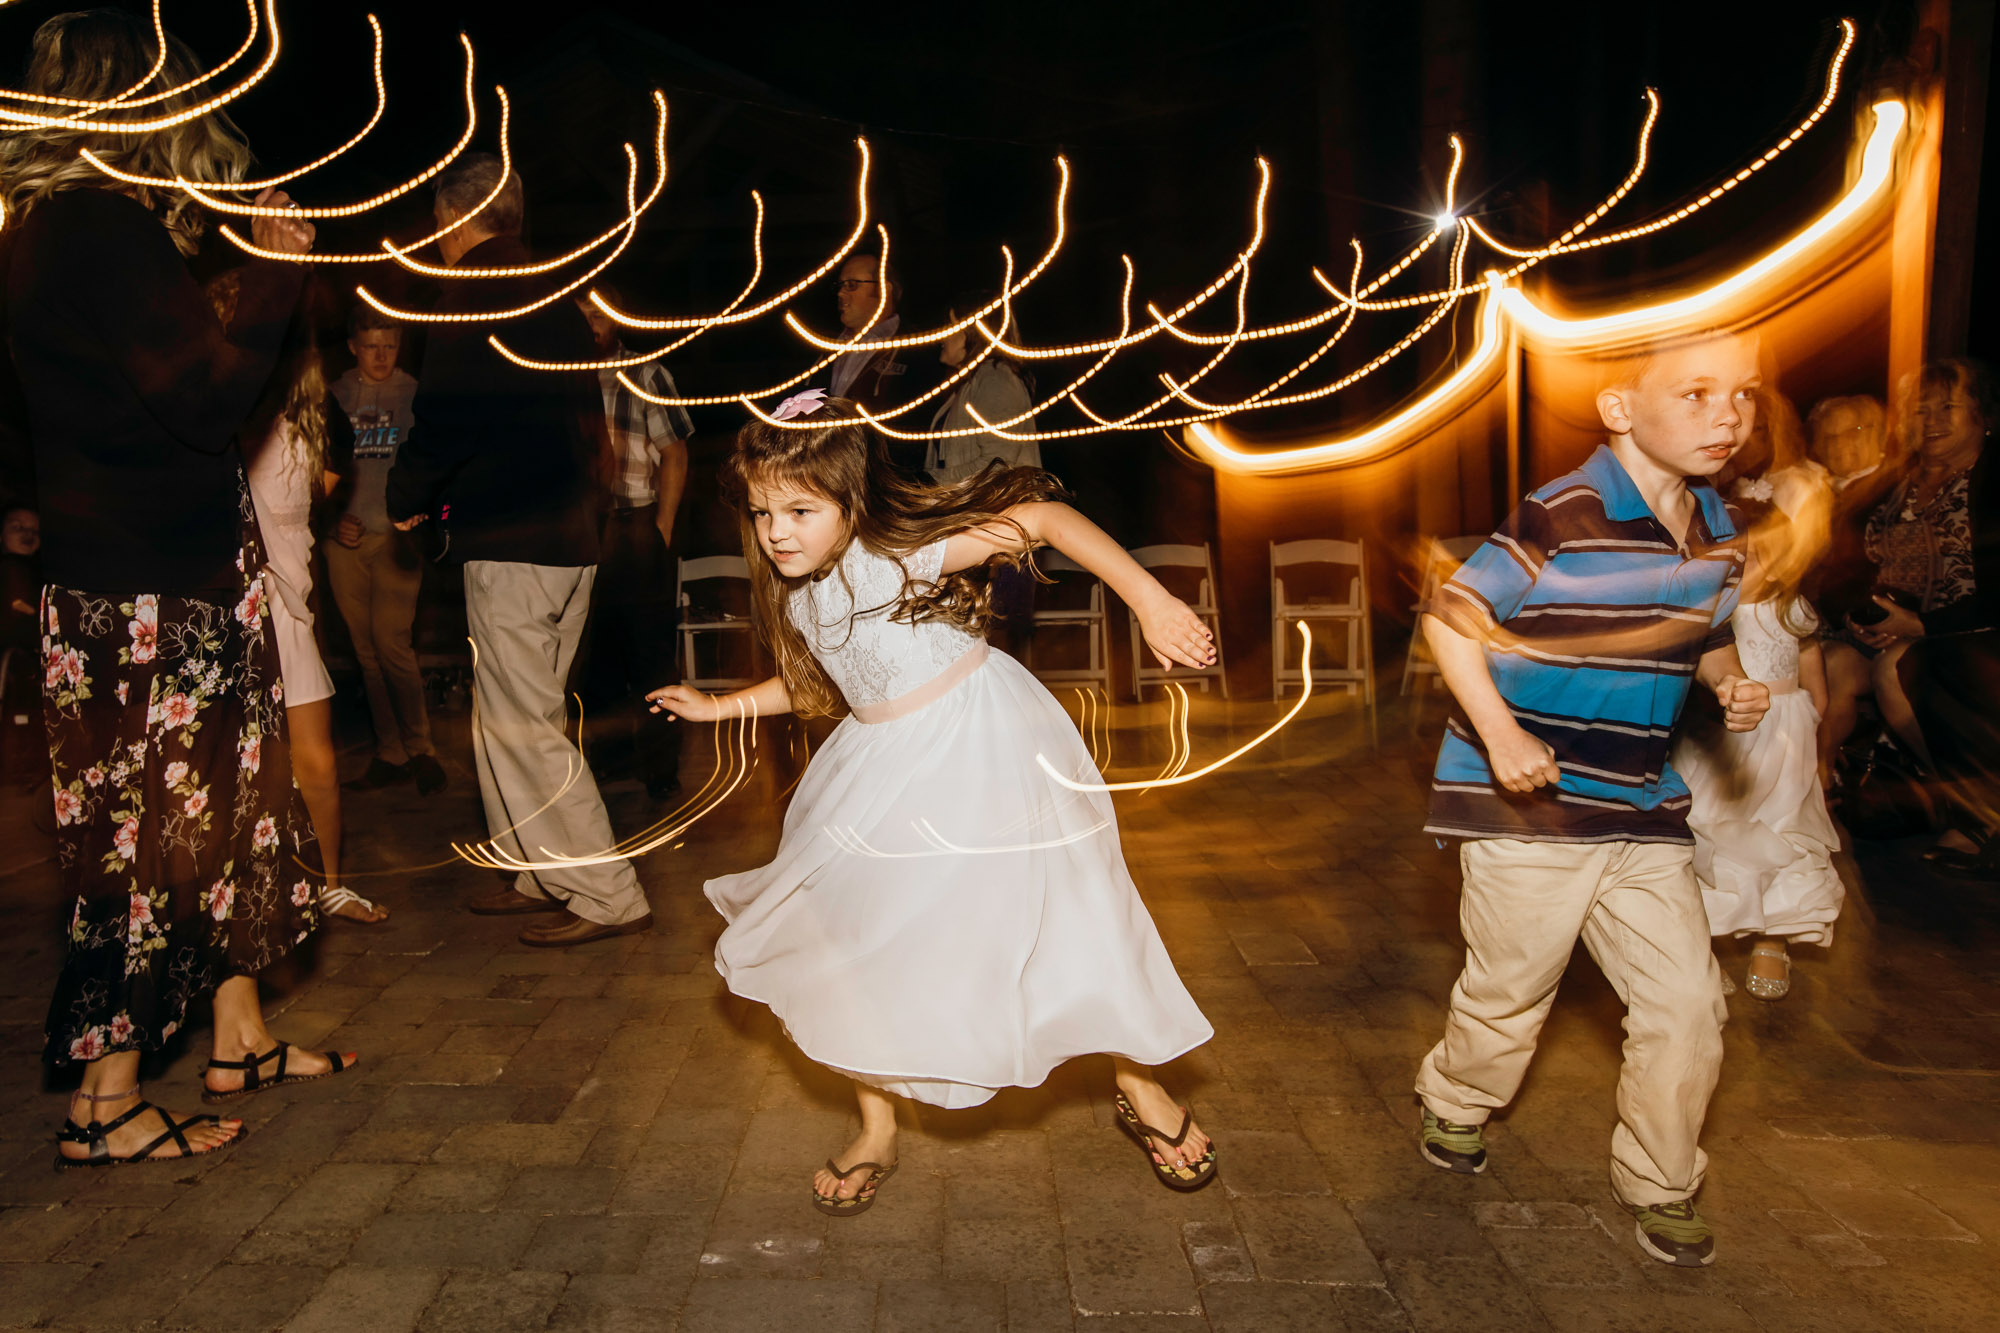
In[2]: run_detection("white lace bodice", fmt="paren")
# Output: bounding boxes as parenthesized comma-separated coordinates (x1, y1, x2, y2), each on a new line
(1734, 597, 1816, 686)
(788, 539, 981, 708)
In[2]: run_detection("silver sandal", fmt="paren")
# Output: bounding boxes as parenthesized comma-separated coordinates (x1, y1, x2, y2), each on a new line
(319, 884, 389, 924)
(1745, 942, 1791, 1001)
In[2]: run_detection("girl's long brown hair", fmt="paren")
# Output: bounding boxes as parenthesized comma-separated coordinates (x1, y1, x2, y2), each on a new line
(725, 399, 1065, 717)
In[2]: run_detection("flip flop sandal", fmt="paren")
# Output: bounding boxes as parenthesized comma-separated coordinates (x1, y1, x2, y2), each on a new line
(202, 1043, 352, 1105)
(812, 1159, 898, 1217)
(1112, 1091, 1218, 1192)
(319, 884, 389, 924)
(53, 1097, 242, 1170)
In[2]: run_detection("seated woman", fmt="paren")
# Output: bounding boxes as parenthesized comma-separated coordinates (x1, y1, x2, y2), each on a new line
(1819, 360, 1997, 802)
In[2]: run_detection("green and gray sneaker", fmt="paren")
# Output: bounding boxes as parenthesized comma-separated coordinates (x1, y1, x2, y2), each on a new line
(1418, 1108, 1487, 1174)
(1626, 1197, 1715, 1267)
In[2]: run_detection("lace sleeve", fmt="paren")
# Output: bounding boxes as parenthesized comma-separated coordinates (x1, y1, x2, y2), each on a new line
(908, 538, 947, 587)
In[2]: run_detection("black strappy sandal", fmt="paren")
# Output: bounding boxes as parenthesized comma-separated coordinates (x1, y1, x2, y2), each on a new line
(1112, 1091, 1218, 1192)
(202, 1043, 351, 1105)
(812, 1159, 898, 1217)
(53, 1089, 242, 1171)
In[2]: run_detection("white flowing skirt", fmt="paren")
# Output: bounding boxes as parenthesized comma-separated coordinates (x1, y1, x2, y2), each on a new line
(705, 650, 1213, 1108)
(1673, 690, 1843, 946)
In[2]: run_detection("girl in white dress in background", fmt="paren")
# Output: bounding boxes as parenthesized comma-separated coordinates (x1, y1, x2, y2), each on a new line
(649, 393, 1219, 1214)
(214, 274, 386, 924)
(1673, 481, 1843, 999)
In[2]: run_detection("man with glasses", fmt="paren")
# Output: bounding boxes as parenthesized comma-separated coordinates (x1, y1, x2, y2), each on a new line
(822, 253, 930, 431)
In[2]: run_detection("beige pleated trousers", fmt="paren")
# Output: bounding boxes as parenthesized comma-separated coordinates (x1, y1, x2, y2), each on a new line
(1414, 837, 1729, 1206)
(463, 560, 647, 926)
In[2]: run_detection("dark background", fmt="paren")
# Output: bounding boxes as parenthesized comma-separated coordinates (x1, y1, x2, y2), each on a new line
(2, 0, 1986, 548)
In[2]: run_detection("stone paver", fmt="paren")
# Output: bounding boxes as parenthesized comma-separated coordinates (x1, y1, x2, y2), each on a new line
(2, 692, 1999, 1328)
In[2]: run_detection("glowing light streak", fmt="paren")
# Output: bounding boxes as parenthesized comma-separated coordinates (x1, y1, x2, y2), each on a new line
(0, 0, 278, 131)
(388, 91, 669, 278)
(590, 139, 873, 331)
(0, 0, 250, 112)
(781, 159, 1073, 355)
(847, 255, 1140, 443)
(623, 223, 895, 408)
(488, 191, 769, 371)
(83, 14, 386, 192)
(456, 697, 760, 871)
(1038, 623, 1313, 792)
(358, 96, 669, 325)
(825, 815, 1112, 859)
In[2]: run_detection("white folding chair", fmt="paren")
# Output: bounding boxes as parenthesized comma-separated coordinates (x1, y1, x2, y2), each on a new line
(1270, 539, 1373, 703)
(676, 555, 757, 691)
(1400, 535, 1485, 696)
(1126, 543, 1227, 700)
(1023, 551, 1112, 697)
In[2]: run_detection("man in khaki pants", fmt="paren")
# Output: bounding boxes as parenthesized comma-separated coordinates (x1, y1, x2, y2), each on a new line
(385, 154, 650, 947)
(1413, 332, 1771, 1268)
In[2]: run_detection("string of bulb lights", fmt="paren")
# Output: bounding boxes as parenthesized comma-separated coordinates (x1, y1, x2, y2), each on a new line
(26, 7, 1880, 469)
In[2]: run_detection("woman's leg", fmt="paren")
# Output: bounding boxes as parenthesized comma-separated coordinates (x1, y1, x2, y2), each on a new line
(1113, 1056, 1212, 1169)
(813, 1081, 900, 1201)
(1818, 641, 1871, 784)
(56, 1049, 242, 1161)
(1872, 641, 1932, 767)
(289, 699, 385, 922)
(204, 974, 358, 1094)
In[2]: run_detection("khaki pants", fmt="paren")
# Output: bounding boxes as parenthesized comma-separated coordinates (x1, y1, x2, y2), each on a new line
(324, 533, 433, 765)
(463, 561, 647, 925)
(1414, 838, 1728, 1206)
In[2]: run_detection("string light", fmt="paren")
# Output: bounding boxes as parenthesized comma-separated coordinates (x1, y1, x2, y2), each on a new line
(1184, 93, 1903, 474)
(356, 90, 670, 324)
(781, 158, 1073, 355)
(624, 223, 898, 408)
(1040, 623, 1314, 792)
(83, 14, 385, 193)
(0, 0, 247, 112)
(486, 191, 769, 371)
(588, 138, 875, 332)
(0, 0, 279, 131)
(218, 86, 517, 264)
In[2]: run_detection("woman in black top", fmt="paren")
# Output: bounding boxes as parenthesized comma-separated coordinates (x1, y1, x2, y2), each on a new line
(0, 10, 356, 1167)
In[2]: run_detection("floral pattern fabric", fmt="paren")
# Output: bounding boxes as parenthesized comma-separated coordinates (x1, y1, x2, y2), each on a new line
(42, 477, 320, 1064)
(1867, 469, 1975, 613)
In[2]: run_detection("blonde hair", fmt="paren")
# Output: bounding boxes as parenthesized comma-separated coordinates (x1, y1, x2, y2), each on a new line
(725, 400, 1065, 717)
(0, 9, 253, 257)
(1740, 470, 1832, 639)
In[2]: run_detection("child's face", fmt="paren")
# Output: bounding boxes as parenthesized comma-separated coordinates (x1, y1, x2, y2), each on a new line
(1812, 404, 1882, 478)
(746, 479, 848, 578)
(1603, 335, 1761, 477)
(348, 330, 401, 383)
(2, 509, 37, 557)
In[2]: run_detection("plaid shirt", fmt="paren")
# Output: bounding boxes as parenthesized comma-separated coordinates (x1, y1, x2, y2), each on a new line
(597, 353, 694, 508)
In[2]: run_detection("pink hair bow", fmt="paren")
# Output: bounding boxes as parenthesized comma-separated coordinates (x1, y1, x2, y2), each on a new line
(770, 388, 828, 421)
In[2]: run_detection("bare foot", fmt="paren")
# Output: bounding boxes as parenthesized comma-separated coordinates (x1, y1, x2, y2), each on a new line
(813, 1125, 899, 1202)
(1935, 828, 1982, 856)
(203, 1040, 358, 1097)
(57, 1090, 242, 1162)
(1117, 1077, 1212, 1170)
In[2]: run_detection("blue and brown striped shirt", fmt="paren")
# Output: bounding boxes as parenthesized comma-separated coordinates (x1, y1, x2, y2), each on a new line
(1425, 445, 1744, 844)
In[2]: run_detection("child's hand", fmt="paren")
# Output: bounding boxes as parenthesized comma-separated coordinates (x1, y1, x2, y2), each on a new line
(1487, 723, 1560, 793)
(1717, 676, 1770, 732)
(647, 684, 721, 722)
(1136, 594, 1217, 671)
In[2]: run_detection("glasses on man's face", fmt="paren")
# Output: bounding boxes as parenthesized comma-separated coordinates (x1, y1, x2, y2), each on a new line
(835, 278, 878, 294)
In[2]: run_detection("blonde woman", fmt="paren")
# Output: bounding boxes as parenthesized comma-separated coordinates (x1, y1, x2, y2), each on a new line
(3, 10, 355, 1167)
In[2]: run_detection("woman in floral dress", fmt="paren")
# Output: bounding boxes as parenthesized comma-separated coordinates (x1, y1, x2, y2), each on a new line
(1, 10, 356, 1166)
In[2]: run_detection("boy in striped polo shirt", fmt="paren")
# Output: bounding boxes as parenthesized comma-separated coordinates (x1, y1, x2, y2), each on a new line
(1412, 331, 1772, 1268)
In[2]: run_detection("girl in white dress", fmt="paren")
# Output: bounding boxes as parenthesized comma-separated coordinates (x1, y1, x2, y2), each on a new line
(1672, 483, 1843, 999)
(649, 393, 1219, 1213)
(216, 272, 387, 924)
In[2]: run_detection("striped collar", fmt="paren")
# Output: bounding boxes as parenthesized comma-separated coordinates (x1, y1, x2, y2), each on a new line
(1580, 444, 1737, 542)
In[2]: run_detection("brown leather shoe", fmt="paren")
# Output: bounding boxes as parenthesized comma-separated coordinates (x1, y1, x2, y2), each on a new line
(467, 886, 565, 916)
(520, 910, 654, 948)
